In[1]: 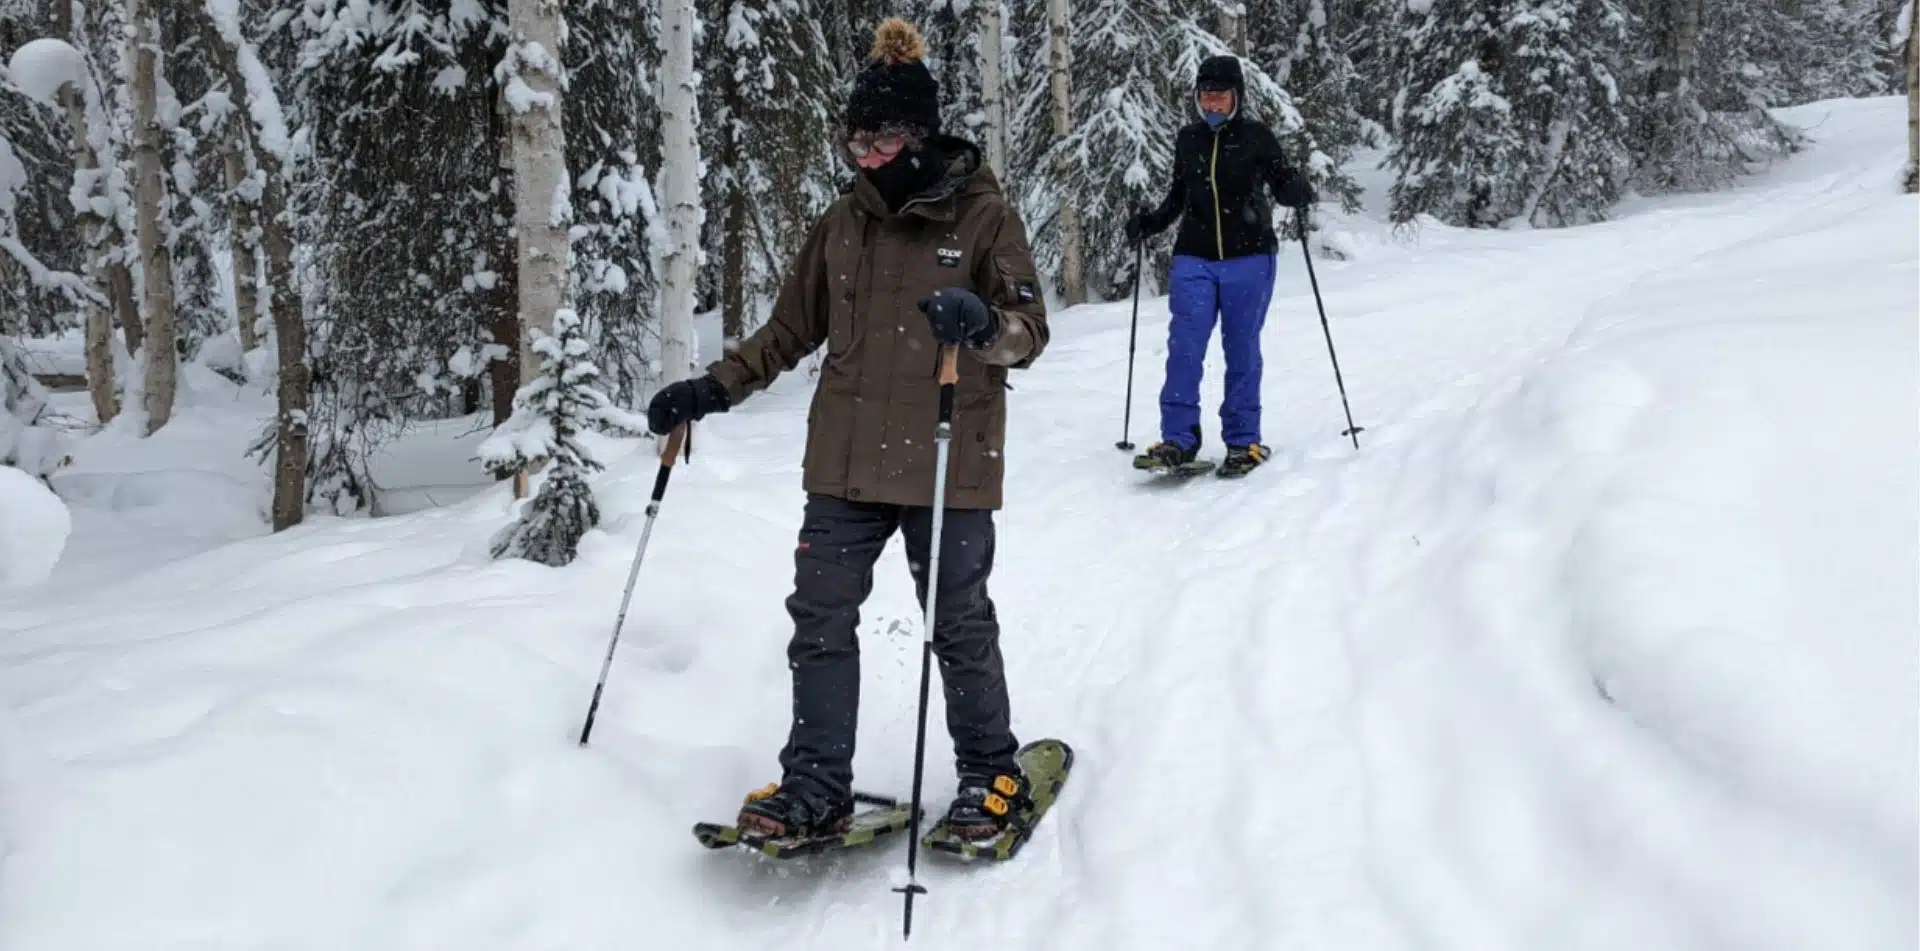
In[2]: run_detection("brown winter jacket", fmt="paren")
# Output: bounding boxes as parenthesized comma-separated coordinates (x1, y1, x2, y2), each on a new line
(705, 136, 1049, 510)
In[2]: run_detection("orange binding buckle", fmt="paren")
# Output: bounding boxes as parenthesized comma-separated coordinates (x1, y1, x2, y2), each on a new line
(745, 783, 777, 804)
(983, 793, 1009, 816)
(992, 775, 1020, 796)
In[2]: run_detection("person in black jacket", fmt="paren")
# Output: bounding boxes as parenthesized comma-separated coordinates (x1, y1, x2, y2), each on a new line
(1125, 54, 1314, 477)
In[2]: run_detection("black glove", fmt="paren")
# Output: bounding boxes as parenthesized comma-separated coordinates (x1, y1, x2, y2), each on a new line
(917, 286, 997, 348)
(1276, 171, 1315, 210)
(646, 374, 730, 435)
(1124, 211, 1149, 244)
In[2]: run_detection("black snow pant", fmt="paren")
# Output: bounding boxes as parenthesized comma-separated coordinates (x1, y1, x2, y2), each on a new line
(778, 493, 1019, 803)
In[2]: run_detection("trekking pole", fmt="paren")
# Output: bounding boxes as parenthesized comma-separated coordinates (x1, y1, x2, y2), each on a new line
(894, 345, 958, 939)
(578, 422, 691, 746)
(1296, 209, 1363, 450)
(1117, 238, 1145, 451)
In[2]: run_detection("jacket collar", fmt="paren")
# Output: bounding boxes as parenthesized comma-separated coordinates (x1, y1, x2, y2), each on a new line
(846, 134, 987, 222)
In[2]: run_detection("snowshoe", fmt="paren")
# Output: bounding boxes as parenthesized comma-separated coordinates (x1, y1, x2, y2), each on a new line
(1133, 426, 1213, 476)
(1217, 444, 1271, 478)
(923, 738, 1073, 862)
(694, 786, 912, 860)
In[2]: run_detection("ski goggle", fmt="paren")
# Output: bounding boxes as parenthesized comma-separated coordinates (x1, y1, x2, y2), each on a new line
(846, 131, 909, 159)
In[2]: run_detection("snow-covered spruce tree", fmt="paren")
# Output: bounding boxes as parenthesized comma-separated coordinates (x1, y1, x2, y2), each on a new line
(566, 0, 656, 407)
(1383, 0, 1633, 229)
(479, 309, 645, 566)
(923, 0, 990, 165)
(1785, 0, 1884, 103)
(1245, 0, 1370, 215)
(707, 0, 841, 350)
(1626, 0, 1802, 196)
(0, 32, 88, 342)
(293, 1, 513, 514)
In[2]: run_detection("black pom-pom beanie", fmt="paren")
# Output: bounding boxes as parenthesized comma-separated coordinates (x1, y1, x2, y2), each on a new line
(845, 18, 941, 136)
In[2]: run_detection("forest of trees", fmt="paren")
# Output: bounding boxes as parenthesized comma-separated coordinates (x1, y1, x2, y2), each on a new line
(0, 0, 1910, 562)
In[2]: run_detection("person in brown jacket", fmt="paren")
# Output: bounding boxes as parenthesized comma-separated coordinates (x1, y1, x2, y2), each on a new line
(645, 18, 1050, 843)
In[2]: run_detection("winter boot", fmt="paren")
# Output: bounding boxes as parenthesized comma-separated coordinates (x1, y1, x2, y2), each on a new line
(736, 781, 854, 840)
(1133, 424, 1203, 472)
(1218, 443, 1271, 478)
(942, 770, 1033, 841)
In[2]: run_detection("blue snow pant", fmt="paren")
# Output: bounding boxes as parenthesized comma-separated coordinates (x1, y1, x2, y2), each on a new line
(1161, 252, 1277, 450)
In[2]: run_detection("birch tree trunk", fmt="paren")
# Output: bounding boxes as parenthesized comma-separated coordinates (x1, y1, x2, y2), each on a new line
(656, 0, 701, 386)
(129, 0, 177, 434)
(223, 144, 260, 353)
(111, 260, 140, 355)
(507, 0, 569, 389)
(262, 166, 306, 531)
(980, 0, 1008, 178)
(1906, 0, 1917, 192)
(196, 6, 307, 529)
(1216, 2, 1246, 56)
(50, 0, 120, 424)
(1048, 0, 1085, 306)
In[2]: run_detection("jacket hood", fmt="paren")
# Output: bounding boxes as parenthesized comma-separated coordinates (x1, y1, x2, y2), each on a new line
(1193, 55, 1246, 125)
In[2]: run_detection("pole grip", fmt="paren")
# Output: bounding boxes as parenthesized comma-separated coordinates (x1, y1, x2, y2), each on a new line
(937, 346, 958, 425)
(660, 424, 688, 467)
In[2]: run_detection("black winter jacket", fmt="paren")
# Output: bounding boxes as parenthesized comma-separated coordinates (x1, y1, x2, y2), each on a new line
(1135, 113, 1315, 261)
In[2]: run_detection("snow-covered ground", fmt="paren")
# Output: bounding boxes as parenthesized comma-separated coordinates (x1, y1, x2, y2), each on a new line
(1, 97, 1913, 950)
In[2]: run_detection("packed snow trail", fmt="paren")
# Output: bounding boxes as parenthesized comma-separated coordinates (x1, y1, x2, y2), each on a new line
(0, 98, 1912, 950)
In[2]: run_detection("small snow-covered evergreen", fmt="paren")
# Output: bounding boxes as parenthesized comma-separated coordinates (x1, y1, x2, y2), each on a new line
(480, 308, 646, 567)
(1384, 0, 1632, 229)
(0, 338, 62, 476)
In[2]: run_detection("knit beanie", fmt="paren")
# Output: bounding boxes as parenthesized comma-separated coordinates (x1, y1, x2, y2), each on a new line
(844, 18, 942, 136)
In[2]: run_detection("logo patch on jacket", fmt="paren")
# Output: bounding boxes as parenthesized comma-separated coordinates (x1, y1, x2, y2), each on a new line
(1015, 281, 1037, 303)
(936, 247, 963, 268)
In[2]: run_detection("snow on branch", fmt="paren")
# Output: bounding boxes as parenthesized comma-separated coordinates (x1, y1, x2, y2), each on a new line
(203, 0, 295, 162)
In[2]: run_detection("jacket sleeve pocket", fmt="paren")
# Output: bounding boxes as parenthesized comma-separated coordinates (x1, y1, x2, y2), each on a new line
(973, 205, 1050, 369)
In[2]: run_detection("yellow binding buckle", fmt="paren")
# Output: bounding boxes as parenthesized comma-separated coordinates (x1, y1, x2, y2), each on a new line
(982, 793, 1009, 816)
(745, 783, 777, 804)
(992, 775, 1020, 796)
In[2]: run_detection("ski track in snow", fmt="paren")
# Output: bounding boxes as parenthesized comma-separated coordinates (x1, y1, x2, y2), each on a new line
(0, 98, 1914, 950)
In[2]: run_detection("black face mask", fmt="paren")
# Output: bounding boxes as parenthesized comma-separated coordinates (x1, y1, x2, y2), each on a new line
(862, 141, 947, 212)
